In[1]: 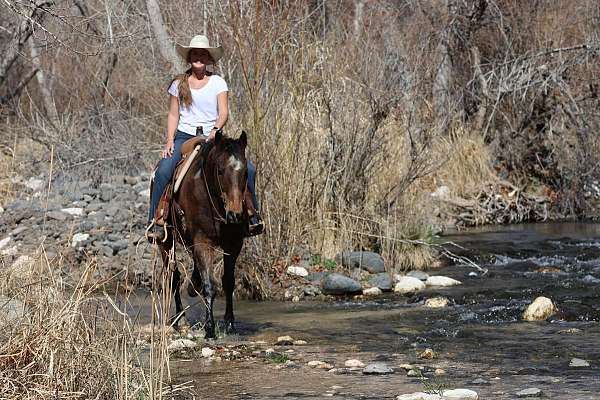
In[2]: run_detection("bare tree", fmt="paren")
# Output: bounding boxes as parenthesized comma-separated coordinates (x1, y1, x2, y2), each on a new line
(145, 0, 183, 75)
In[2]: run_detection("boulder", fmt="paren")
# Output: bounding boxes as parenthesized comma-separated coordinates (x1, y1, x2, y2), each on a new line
(363, 287, 382, 296)
(516, 388, 542, 398)
(368, 273, 393, 291)
(394, 277, 426, 294)
(407, 270, 429, 281)
(426, 276, 462, 287)
(335, 251, 385, 273)
(425, 297, 450, 308)
(396, 393, 441, 400)
(321, 273, 362, 295)
(522, 296, 557, 321)
(287, 266, 309, 277)
(442, 389, 478, 400)
(363, 363, 394, 375)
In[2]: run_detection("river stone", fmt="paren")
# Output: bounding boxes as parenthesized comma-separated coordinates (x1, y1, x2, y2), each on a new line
(582, 274, 600, 284)
(0, 237, 11, 250)
(569, 358, 590, 367)
(426, 276, 462, 287)
(368, 273, 393, 291)
(336, 251, 385, 273)
(394, 276, 426, 294)
(276, 335, 294, 345)
(363, 287, 382, 296)
(344, 359, 365, 368)
(407, 270, 430, 281)
(61, 207, 84, 216)
(71, 233, 90, 247)
(442, 389, 478, 400)
(363, 363, 394, 375)
(201, 347, 215, 357)
(425, 296, 450, 308)
(138, 188, 151, 198)
(522, 296, 557, 321)
(109, 239, 129, 252)
(396, 393, 442, 400)
(516, 388, 543, 397)
(10, 226, 28, 236)
(47, 211, 68, 221)
(287, 266, 309, 277)
(321, 273, 362, 295)
(167, 339, 197, 351)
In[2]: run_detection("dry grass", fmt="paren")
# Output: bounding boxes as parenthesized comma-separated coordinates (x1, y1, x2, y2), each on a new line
(0, 247, 186, 400)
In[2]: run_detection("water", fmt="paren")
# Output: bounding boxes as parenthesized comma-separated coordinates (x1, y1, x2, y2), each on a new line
(129, 223, 600, 399)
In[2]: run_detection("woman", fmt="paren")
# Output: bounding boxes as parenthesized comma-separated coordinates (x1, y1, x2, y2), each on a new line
(147, 35, 261, 241)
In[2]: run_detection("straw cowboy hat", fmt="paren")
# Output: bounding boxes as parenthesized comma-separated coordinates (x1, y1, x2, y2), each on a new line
(176, 35, 224, 64)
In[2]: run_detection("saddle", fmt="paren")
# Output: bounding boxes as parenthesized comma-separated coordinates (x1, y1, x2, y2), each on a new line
(153, 137, 207, 224)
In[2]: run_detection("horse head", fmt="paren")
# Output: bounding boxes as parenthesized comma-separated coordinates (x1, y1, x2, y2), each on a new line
(209, 130, 248, 224)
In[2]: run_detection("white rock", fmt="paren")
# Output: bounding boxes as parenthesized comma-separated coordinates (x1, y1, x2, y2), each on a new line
(569, 358, 590, 367)
(307, 360, 325, 367)
(522, 296, 557, 321)
(1, 245, 18, 256)
(25, 177, 45, 192)
(167, 339, 197, 351)
(201, 347, 216, 357)
(0, 205, 4, 213)
(431, 185, 450, 199)
(396, 393, 442, 400)
(276, 335, 294, 345)
(363, 287, 382, 296)
(426, 276, 462, 287)
(71, 233, 90, 247)
(442, 389, 478, 399)
(293, 340, 307, 345)
(12, 255, 34, 270)
(394, 277, 426, 294)
(138, 188, 151, 198)
(61, 207, 85, 216)
(344, 359, 365, 368)
(286, 266, 309, 277)
(0, 237, 11, 250)
(425, 297, 449, 308)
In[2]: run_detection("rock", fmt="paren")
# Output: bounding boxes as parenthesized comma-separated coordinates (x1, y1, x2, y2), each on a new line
(61, 207, 85, 217)
(138, 188, 151, 198)
(0, 205, 4, 213)
(306, 272, 328, 283)
(407, 271, 430, 281)
(394, 276, 426, 294)
(363, 287, 382, 296)
(431, 185, 450, 199)
(293, 340, 307, 345)
(276, 335, 294, 345)
(287, 266, 309, 277)
(47, 211, 68, 221)
(344, 359, 365, 368)
(10, 226, 28, 236)
(363, 363, 394, 375)
(582, 275, 600, 284)
(303, 285, 321, 296)
(368, 273, 393, 291)
(201, 347, 216, 357)
(418, 348, 436, 359)
(522, 296, 557, 321)
(335, 251, 385, 273)
(397, 393, 442, 400)
(434, 368, 446, 376)
(407, 369, 420, 377)
(1, 245, 18, 256)
(307, 360, 326, 367)
(516, 388, 543, 397)
(12, 255, 34, 270)
(167, 339, 197, 351)
(0, 295, 26, 322)
(109, 239, 129, 252)
(25, 177, 45, 192)
(425, 297, 450, 308)
(321, 273, 362, 295)
(0, 237, 11, 250)
(470, 378, 489, 385)
(71, 233, 90, 248)
(442, 389, 478, 400)
(426, 276, 462, 287)
(569, 358, 590, 367)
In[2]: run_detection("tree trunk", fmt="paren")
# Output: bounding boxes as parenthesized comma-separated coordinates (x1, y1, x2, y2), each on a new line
(145, 0, 184, 75)
(29, 38, 58, 120)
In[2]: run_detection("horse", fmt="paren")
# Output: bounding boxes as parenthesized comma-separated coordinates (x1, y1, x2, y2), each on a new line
(157, 129, 249, 339)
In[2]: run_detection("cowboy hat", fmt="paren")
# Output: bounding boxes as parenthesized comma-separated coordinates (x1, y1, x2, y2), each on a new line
(176, 35, 224, 64)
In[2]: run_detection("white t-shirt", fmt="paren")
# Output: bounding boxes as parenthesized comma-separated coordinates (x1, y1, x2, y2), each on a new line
(168, 75, 228, 136)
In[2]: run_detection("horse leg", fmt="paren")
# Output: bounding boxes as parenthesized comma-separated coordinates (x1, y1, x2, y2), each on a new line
(158, 241, 185, 328)
(223, 243, 242, 334)
(192, 241, 217, 339)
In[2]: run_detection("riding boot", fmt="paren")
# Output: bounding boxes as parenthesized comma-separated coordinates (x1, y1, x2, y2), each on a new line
(244, 187, 264, 236)
(146, 219, 166, 243)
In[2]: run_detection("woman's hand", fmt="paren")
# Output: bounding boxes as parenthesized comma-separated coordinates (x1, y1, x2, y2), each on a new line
(161, 139, 175, 158)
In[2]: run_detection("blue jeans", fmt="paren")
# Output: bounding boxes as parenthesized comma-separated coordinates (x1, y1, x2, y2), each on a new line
(148, 130, 259, 223)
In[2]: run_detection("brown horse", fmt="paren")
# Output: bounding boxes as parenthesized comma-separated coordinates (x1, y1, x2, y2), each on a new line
(158, 130, 249, 338)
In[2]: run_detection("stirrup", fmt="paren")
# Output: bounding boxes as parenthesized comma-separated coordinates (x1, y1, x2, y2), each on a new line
(145, 220, 168, 243)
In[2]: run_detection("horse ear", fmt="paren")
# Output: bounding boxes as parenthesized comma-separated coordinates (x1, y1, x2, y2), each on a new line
(239, 130, 248, 148)
(214, 129, 223, 145)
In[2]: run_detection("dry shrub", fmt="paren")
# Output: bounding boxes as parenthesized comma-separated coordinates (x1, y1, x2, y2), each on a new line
(0, 248, 176, 400)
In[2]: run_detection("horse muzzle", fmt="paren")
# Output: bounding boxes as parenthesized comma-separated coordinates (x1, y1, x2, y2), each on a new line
(225, 210, 244, 224)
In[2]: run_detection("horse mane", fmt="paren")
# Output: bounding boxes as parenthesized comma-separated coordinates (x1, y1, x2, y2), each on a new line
(197, 136, 244, 172)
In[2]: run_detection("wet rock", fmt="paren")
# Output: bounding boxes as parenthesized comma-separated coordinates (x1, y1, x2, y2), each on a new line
(442, 389, 478, 400)
(368, 273, 393, 291)
(336, 251, 385, 273)
(276, 335, 294, 345)
(426, 276, 462, 287)
(407, 271, 429, 281)
(569, 358, 590, 367)
(396, 393, 442, 400)
(287, 266, 309, 277)
(167, 339, 197, 351)
(516, 388, 543, 397)
(201, 347, 215, 357)
(321, 273, 362, 295)
(71, 233, 90, 248)
(363, 363, 394, 375)
(394, 276, 426, 294)
(344, 359, 365, 368)
(425, 297, 449, 308)
(522, 296, 557, 321)
(363, 287, 382, 296)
